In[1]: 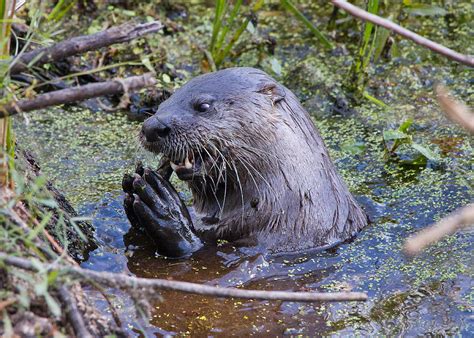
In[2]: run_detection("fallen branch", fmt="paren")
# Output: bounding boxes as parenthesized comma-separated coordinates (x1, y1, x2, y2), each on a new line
(404, 204, 474, 256)
(0, 252, 368, 302)
(0, 73, 156, 117)
(331, 0, 474, 67)
(10, 21, 163, 75)
(436, 85, 474, 133)
(58, 286, 92, 338)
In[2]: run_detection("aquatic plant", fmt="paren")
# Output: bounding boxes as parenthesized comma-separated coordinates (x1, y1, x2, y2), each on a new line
(209, 0, 263, 69)
(281, 0, 333, 49)
(209, 0, 333, 70)
(0, 0, 15, 187)
(383, 118, 440, 164)
(345, 0, 390, 106)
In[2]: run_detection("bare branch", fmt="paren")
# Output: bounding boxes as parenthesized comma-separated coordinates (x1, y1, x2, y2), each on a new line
(404, 204, 474, 256)
(0, 73, 157, 116)
(9, 21, 163, 75)
(436, 85, 474, 133)
(331, 0, 474, 67)
(0, 252, 368, 302)
(58, 286, 93, 338)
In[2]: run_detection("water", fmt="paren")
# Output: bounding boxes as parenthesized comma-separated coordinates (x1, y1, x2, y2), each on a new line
(13, 1, 473, 335)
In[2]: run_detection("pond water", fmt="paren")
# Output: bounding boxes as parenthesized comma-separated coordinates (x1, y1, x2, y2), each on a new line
(13, 1, 472, 336)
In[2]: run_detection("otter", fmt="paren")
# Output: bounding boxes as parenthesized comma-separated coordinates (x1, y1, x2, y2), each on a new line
(122, 67, 367, 258)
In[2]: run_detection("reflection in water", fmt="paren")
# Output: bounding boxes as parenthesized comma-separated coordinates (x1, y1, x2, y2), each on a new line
(80, 184, 472, 336)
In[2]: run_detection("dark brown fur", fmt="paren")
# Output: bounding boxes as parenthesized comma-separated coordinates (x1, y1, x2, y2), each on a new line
(141, 67, 367, 254)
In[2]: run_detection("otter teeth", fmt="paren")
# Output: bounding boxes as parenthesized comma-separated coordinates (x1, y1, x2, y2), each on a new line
(185, 156, 192, 169)
(170, 157, 193, 172)
(170, 162, 179, 171)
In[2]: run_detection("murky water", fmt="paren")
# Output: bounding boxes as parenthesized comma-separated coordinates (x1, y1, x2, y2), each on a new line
(13, 1, 473, 335)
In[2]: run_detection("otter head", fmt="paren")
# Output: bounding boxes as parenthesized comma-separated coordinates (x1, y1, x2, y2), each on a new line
(140, 67, 367, 249)
(140, 67, 285, 185)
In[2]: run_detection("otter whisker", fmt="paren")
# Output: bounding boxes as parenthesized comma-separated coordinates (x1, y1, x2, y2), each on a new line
(230, 159, 245, 228)
(235, 157, 262, 199)
(209, 145, 230, 218)
(198, 145, 225, 215)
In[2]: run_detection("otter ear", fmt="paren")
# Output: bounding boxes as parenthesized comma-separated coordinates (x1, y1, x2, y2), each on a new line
(257, 82, 285, 105)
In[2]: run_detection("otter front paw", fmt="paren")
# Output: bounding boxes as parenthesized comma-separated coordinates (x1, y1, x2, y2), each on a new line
(122, 164, 202, 258)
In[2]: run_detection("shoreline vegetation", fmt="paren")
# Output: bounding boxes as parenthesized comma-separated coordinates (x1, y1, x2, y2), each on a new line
(0, 0, 471, 336)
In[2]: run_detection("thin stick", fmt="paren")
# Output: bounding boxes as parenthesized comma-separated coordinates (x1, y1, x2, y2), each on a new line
(331, 0, 474, 67)
(0, 298, 16, 312)
(0, 253, 368, 302)
(436, 85, 474, 133)
(0, 73, 156, 116)
(58, 286, 93, 338)
(404, 204, 474, 256)
(9, 21, 163, 74)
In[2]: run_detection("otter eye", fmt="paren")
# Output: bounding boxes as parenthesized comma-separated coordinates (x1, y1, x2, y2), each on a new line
(195, 102, 211, 113)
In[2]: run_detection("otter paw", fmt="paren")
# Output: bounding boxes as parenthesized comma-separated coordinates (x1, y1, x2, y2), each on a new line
(122, 166, 202, 258)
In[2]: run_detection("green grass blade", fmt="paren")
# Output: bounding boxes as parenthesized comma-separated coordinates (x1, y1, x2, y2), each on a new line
(281, 0, 333, 49)
(210, 0, 226, 53)
(215, 16, 250, 66)
(214, 0, 243, 55)
(363, 91, 388, 108)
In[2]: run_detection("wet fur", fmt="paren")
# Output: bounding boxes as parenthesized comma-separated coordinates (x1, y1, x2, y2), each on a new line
(142, 67, 367, 253)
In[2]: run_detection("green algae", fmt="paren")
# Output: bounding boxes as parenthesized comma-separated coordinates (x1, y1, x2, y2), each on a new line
(12, 0, 473, 336)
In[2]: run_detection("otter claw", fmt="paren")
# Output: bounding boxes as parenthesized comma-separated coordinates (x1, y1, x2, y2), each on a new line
(143, 169, 178, 205)
(123, 193, 139, 227)
(122, 166, 202, 258)
(132, 175, 169, 217)
(122, 173, 134, 193)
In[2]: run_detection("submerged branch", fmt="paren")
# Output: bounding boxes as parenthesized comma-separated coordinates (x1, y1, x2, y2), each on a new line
(404, 204, 474, 256)
(10, 21, 163, 75)
(0, 73, 156, 116)
(0, 252, 368, 302)
(331, 0, 474, 67)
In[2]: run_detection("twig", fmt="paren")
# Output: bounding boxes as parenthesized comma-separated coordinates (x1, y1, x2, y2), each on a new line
(331, 0, 474, 67)
(9, 21, 163, 75)
(58, 286, 93, 338)
(89, 281, 122, 328)
(14, 200, 78, 266)
(0, 253, 368, 302)
(0, 298, 16, 312)
(404, 204, 474, 256)
(0, 73, 157, 116)
(436, 85, 474, 133)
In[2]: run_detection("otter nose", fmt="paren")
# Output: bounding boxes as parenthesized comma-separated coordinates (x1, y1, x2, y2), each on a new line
(142, 117, 171, 142)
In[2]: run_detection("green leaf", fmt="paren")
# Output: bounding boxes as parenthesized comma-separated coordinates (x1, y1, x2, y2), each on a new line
(398, 118, 413, 133)
(246, 21, 256, 35)
(405, 5, 447, 17)
(32, 198, 58, 209)
(383, 130, 408, 141)
(27, 212, 52, 241)
(47, 270, 59, 286)
(363, 91, 388, 108)
(141, 57, 155, 73)
(162, 74, 171, 83)
(44, 292, 62, 317)
(2, 311, 13, 337)
(122, 10, 136, 17)
(281, 0, 333, 49)
(341, 141, 366, 155)
(34, 274, 48, 296)
(269, 57, 282, 76)
(373, 26, 390, 62)
(411, 143, 439, 161)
